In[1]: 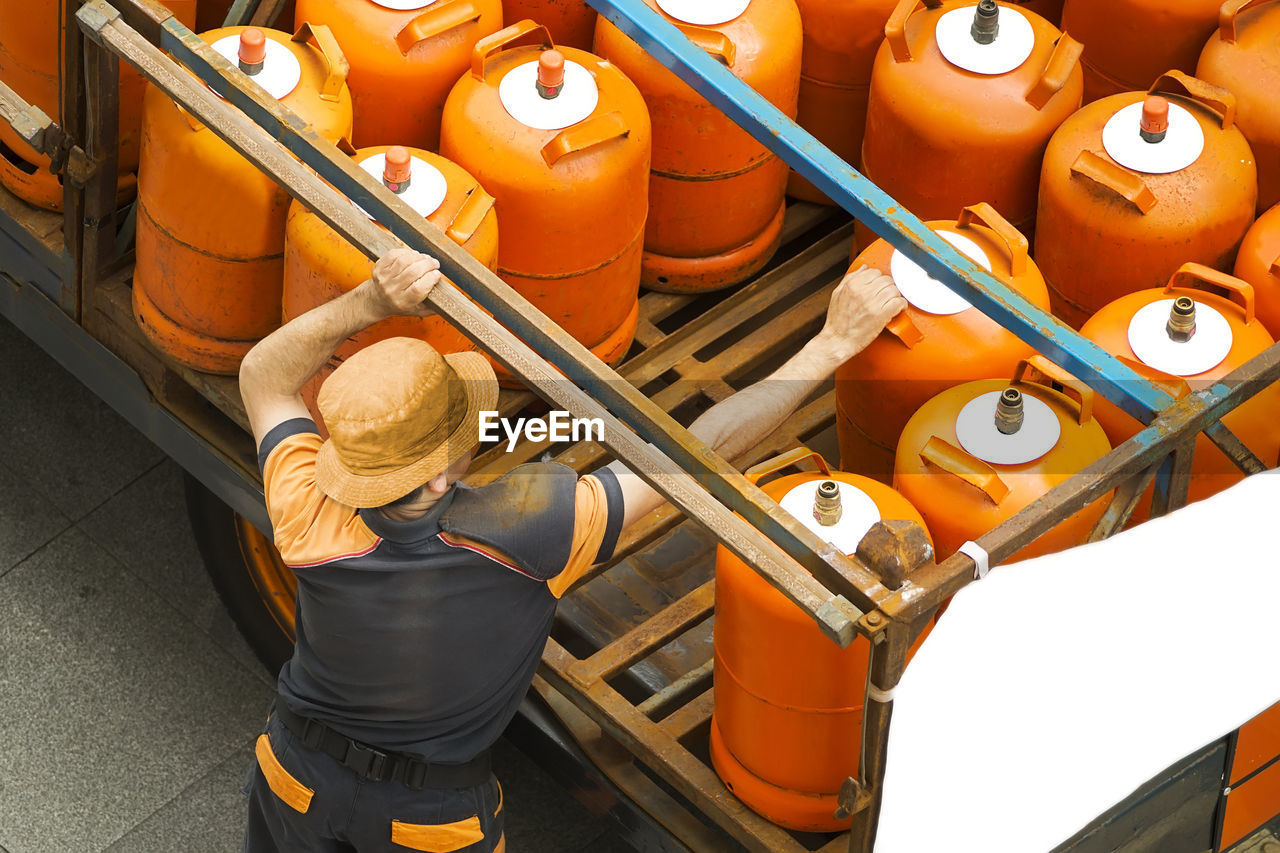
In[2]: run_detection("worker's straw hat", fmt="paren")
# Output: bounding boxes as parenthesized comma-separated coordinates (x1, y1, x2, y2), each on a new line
(314, 337, 498, 508)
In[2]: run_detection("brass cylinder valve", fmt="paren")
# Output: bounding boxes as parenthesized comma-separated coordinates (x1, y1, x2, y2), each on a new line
(995, 387, 1024, 435)
(813, 480, 843, 526)
(971, 0, 1000, 45)
(1166, 295, 1197, 342)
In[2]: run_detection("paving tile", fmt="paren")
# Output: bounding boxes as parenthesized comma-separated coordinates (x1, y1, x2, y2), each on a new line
(0, 318, 164, 521)
(0, 527, 274, 853)
(0, 457, 70, 576)
(102, 741, 255, 853)
(492, 737, 616, 853)
(78, 459, 274, 686)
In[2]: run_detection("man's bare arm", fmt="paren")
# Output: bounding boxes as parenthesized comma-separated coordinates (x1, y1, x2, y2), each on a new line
(239, 248, 442, 450)
(604, 266, 906, 530)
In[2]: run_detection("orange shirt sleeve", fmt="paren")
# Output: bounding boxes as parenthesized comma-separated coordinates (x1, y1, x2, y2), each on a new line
(262, 433, 380, 568)
(546, 474, 615, 599)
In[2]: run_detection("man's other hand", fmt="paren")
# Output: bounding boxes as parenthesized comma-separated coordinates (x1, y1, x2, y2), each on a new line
(812, 265, 907, 365)
(369, 248, 442, 318)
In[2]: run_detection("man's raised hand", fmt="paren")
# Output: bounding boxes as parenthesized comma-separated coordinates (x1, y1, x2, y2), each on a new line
(369, 248, 442, 318)
(813, 265, 907, 365)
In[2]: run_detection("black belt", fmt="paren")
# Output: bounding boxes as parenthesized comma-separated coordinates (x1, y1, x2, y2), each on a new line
(273, 701, 492, 790)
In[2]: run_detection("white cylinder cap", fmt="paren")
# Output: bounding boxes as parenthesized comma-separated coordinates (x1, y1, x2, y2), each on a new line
(656, 0, 750, 26)
(955, 390, 1061, 465)
(1102, 101, 1205, 175)
(355, 151, 449, 220)
(778, 479, 882, 556)
(498, 58, 599, 130)
(888, 230, 992, 316)
(1127, 299, 1233, 377)
(935, 5, 1035, 76)
(209, 33, 300, 101)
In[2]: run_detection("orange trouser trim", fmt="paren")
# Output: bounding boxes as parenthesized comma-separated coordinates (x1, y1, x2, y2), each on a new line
(390, 816, 485, 852)
(255, 734, 314, 814)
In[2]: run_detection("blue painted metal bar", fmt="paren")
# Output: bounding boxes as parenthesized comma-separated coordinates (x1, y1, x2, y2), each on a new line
(587, 0, 1174, 425)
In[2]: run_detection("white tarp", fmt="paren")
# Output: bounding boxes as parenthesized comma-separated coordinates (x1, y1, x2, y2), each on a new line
(875, 470, 1280, 852)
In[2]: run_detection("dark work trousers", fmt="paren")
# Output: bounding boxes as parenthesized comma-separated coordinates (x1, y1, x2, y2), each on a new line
(243, 712, 505, 853)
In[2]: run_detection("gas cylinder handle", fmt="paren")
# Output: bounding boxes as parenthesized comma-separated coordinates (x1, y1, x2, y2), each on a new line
(744, 447, 832, 485)
(1069, 150, 1157, 214)
(1148, 71, 1236, 130)
(919, 436, 1010, 505)
(674, 24, 736, 67)
(472, 20, 554, 81)
(884, 0, 944, 63)
(886, 311, 925, 348)
(444, 186, 496, 245)
(1115, 355, 1192, 400)
(1025, 33, 1083, 110)
(541, 110, 629, 166)
(178, 104, 205, 133)
(1164, 262, 1257, 325)
(396, 0, 482, 55)
(1012, 355, 1094, 426)
(291, 23, 349, 103)
(1219, 0, 1273, 44)
(1270, 253, 1280, 278)
(956, 202, 1028, 277)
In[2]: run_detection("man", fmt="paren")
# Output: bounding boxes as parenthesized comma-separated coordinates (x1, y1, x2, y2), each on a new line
(238, 247, 905, 852)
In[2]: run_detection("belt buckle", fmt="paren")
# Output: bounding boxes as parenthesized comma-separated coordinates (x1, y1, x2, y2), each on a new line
(345, 742, 389, 782)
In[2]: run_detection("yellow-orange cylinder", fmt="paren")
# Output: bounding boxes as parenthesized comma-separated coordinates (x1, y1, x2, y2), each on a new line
(134, 25, 354, 375)
(1062, 0, 1220, 103)
(502, 0, 596, 48)
(1234, 203, 1280, 338)
(785, 0, 898, 204)
(0, 0, 197, 211)
(284, 145, 499, 423)
(1079, 264, 1280, 525)
(1034, 72, 1257, 328)
(440, 23, 649, 384)
(710, 448, 931, 831)
(861, 0, 1082, 239)
(1196, 0, 1280, 215)
(836, 204, 1051, 484)
(594, 0, 801, 293)
(893, 357, 1112, 562)
(294, 0, 503, 151)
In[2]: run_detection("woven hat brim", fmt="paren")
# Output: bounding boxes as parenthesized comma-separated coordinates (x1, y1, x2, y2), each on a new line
(313, 352, 499, 509)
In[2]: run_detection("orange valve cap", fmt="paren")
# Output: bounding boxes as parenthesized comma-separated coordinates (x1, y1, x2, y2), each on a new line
(537, 50, 565, 99)
(238, 28, 267, 74)
(383, 146, 412, 192)
(1140, 95, 1169, 144)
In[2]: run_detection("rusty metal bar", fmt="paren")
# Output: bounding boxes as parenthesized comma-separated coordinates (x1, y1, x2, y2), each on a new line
(570, 582, 714, 685)
(1087, 464, 1160, 543)
(660, 690, 714, 742)
(884, 342, 1280, 624)
(1204, 420, 1267, 475)
(94, 0, 896, 633)
(636, 659, 714, 719)
(1150, 440, 1195, 519)
(849, 621, 912, 852)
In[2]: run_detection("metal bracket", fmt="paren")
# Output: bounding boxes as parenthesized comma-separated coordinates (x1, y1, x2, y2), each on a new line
(816, 596, 864, 648)
(0, 79, 99, 185)
(833, 776, 870, 821)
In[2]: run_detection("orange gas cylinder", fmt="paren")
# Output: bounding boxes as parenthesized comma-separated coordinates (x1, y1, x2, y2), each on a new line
(835, 203, 1051, 484)
(502, 0, 596, 48)
(0, 0, 197, 211)
(1061, 0, 1220, 103)
(1079, 264, 1280, 524)
(710, 448, 932, 831)
(439, 23, 649, 381)
(1197, 0, 1280, 215)
(894, 356, 1112, 561)
(284, 145, 498, 419)
(1035, 72, 1258, 329)
(785, 0, 898, 204)
(595, 0, 802, 292)
(135, 25, 354, 375)
(861, 0, 1083, 240)
(1234, 203, 1280, 337)
(293, 0, 503, 151)
(1012, 0, 1062, 25)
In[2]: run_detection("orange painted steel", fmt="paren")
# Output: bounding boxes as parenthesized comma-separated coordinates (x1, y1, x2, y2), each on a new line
(440, 22, 649, 383)
(503, 0, 597, 48)
(595, 0, 802, 292)
(1061, 0, 1220, 103)
(0, 0, 197, 211)
(1234, 203, 1280, 338)
(1197, 0, 1280, 215)
(294, 0, 503, 151)
(284, 144, 499, 422)
(861, 0, 1082, 241)
(835, 204, 1051, 484)
(1012, 0, 1062, 25)
(134, 25, 354, 375)
(1035, 72, 1257, 329)
(784, 0, 898, 204)
(710, 448, 932, 832)
(894, 356, 1112, 562)
(1079, 264, 1280, 525)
